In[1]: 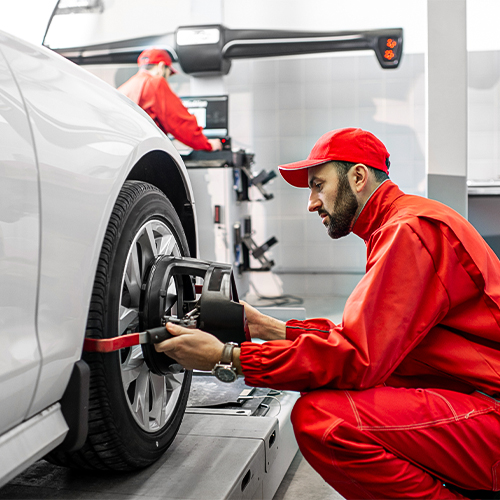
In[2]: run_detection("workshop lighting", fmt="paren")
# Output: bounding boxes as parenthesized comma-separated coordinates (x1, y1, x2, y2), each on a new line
(383, 38, 398, 61)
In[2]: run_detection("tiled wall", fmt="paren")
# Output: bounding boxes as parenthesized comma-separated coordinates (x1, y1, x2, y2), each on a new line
(468, 51, 500, 183)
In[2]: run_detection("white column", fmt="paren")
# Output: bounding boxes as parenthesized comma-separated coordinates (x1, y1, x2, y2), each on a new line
(426, 0, 468, 217)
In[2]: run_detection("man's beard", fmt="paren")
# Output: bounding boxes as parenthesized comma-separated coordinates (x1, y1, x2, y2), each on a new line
(321, 172, 359, 239)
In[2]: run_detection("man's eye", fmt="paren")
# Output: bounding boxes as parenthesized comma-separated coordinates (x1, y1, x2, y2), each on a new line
(315, 182, 322, 189)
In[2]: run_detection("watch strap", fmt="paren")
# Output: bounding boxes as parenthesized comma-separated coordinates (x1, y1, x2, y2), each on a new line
(220, 342, 238, 365)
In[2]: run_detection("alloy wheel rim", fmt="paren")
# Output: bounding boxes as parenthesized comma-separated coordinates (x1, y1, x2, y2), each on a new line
(118, 219, 186, 432)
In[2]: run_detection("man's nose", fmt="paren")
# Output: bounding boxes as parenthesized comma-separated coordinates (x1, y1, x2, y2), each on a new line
(308, 192, 321, 212)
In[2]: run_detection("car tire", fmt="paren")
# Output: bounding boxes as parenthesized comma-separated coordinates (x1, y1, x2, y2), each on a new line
(47, 180, 192, 470)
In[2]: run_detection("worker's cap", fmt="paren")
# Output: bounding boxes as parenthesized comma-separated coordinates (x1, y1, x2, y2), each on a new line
(278, 128, 390, 188)
(137, 48, 177, 74)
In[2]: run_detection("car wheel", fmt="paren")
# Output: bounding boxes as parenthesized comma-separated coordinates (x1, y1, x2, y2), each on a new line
(47, 180, 192, 470)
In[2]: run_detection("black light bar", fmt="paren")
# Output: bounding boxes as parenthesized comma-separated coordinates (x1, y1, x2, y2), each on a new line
(175, 25, 403, 75)
(49, 34, 177, 66)
(50, 24, 403, 73)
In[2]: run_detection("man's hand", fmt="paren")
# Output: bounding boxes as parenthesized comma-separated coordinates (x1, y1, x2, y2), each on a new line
(241, 301, 287, 341)
(153, 302, 286, 373)
(208, 138, 223, 151)
(154, 322, 224, 371)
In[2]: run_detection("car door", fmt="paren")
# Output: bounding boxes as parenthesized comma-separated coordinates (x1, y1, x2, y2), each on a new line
(0, 42, 41, 434)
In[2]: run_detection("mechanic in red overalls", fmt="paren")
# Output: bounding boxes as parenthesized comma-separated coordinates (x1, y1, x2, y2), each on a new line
(118, 48, 222, 152)
(156, 128, 500, 499)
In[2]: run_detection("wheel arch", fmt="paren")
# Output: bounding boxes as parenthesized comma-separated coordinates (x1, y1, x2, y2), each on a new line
(125, 150, 197, 258)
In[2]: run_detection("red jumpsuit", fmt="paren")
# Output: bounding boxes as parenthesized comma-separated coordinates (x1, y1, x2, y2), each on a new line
(240, 180, 500, 498)
(118, 72, 213, 151)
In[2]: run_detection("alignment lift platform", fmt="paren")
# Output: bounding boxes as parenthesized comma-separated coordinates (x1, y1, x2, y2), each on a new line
(1, 308, 304, 500)
(169, 375, 300, 500)
(0, 379, 299, 500)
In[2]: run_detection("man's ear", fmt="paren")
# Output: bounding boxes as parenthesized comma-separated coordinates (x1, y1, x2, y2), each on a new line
(351, 164, 369, 193)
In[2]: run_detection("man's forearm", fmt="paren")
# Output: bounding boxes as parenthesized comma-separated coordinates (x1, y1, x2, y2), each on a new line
(250, 313, 287, 341)
(265, 316, 287, 340)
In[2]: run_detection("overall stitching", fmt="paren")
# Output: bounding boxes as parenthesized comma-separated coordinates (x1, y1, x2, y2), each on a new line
(479, 391, 500, 491)
(316, 390, 500, 493)
(340, 389, 497, 431)
(344, 390, 363, 428)
(492, 459, 500, 491)
(358, 406, 495, 432)
(321, 417, 343, 444)
(426, 390, 459, 420)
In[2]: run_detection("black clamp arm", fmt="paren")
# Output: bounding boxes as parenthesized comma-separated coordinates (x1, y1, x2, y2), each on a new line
(234, 217, 278, 272)
(241, 166, 275, 201)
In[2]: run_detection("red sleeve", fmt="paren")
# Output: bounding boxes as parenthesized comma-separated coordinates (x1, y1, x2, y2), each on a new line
(150, 79, 212, 151)
(240, 222, 450, 391)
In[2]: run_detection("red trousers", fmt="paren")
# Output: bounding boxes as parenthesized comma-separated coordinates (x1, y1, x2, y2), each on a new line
(291, 387, 500, 499)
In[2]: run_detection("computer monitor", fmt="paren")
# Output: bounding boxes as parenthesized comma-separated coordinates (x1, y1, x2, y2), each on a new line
(180, 95, 228, 138)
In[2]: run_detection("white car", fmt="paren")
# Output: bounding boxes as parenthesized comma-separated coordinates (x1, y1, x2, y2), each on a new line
(0, 29, 199, 484)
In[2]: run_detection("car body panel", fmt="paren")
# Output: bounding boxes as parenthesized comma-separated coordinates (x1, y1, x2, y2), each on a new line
(0, 44, 42, 435)
(0, 403, 68, 488)
(0, 30, 198, 418)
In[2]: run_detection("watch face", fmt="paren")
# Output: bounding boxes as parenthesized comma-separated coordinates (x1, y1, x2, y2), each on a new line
(215, 366, 237, 383)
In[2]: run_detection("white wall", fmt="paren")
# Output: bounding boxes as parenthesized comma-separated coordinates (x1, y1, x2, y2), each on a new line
(467, 0, 500, 52)
(0, 0, 56, 44)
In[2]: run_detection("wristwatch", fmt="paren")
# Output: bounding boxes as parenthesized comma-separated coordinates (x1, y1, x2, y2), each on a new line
(212, 342, 239, 383)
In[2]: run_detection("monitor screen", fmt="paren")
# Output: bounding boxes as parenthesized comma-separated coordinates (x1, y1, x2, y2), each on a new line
(180, 95, 228, 138)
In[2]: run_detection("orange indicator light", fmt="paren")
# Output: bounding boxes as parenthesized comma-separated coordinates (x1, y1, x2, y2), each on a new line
(384, 50, 395, 60)
(386, 39, 397, 49)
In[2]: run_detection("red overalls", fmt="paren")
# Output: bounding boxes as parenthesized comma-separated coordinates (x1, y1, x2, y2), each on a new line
(118, 71, 213, 151)
(240, 181, 500, 498)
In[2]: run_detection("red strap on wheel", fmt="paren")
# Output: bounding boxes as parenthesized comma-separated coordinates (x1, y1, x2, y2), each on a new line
(83, 333, 141, 353)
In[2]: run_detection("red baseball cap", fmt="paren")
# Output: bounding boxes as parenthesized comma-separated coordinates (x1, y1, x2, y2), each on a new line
(279, 128, 390, 188)
(137, 48, 177, 74)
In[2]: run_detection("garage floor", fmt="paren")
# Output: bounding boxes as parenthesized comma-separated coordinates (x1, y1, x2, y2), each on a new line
(273, 451, 343, 500)
(0, 295, 347, 500)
